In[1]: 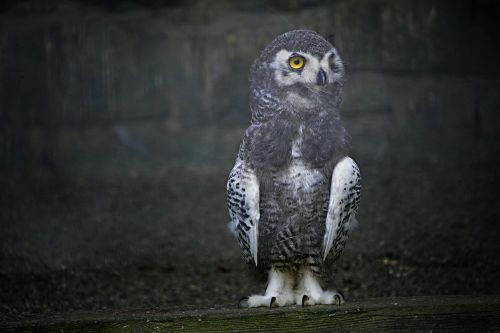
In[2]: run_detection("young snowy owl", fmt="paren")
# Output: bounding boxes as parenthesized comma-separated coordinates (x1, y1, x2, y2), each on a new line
(227, 30, 361, 308)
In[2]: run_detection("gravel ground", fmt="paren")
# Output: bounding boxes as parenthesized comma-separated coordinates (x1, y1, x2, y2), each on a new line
(1, 154, 499, 322)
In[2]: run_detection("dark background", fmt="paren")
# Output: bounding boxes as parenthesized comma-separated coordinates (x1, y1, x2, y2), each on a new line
(1, 0, 500, 321)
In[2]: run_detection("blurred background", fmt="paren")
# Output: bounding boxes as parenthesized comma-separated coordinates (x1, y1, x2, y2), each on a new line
(1, 0, 500, 321)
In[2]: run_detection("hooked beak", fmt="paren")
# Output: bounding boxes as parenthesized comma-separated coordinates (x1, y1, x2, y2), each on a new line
(316, 68, 327, 86)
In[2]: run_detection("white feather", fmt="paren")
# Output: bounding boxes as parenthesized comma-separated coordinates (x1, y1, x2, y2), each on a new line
(323, 156, 360, 261)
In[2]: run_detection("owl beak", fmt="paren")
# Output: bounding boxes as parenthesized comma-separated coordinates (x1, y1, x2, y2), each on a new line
(316, 69, 327, 86)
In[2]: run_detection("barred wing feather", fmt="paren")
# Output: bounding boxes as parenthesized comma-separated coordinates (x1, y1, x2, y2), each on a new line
(227, 160, 260, 266)
(323, 157, 361, 262)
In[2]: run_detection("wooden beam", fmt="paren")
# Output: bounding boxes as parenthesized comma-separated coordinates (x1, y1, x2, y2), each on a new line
(3, 295, 500, 332)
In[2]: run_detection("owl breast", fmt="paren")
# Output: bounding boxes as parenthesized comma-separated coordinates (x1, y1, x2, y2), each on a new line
(272, 125, 330, 220)
(278, 125, 325, 198)
(259, 125, 330, 272)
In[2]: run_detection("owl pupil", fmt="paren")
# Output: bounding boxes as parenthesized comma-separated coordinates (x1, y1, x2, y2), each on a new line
(294, 60, 300, 65)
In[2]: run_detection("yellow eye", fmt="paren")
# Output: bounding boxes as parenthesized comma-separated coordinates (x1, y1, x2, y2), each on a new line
(289, 55, 305, 70)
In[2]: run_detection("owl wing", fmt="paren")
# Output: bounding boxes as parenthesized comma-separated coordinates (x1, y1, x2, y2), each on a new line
(227, 159, 260, 266)
(323, 157, 361, 261)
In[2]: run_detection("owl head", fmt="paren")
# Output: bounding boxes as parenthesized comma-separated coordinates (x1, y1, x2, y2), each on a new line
(250, 30, 344, 119)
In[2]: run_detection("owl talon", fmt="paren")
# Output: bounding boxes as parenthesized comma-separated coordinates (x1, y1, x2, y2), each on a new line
(337, 290, 345, 304)
(302, 295, 310, 307)
(332, 290, 345, 305)
(269, 296, 277, 309)
(238, 296, 250, 308)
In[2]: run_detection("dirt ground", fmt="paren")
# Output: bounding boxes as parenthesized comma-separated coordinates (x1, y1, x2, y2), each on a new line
(1, 154, 499, 322)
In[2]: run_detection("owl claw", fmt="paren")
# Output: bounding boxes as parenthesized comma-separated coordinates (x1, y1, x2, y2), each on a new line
(331, 290, 345, 305)
(269, 296, 277, 309)
(238, 296, 250, 308)
(336, 290, 345, 305)
(302, 295, 310, 307)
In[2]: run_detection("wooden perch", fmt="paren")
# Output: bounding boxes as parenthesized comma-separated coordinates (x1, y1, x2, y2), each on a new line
(2, 295, 499, 332)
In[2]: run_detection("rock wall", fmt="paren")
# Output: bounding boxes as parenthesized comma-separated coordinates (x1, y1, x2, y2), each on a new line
(0, 0, 499, 179)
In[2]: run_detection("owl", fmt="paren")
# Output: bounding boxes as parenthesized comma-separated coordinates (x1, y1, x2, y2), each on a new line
(227, 30, 361, 308)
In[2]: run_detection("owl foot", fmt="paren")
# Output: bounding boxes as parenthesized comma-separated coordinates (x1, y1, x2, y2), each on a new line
(238, 293, 295, 308)
(296, 267, 345, 306)
(238, 267, 296, 308)
(299, 290, 344, 306)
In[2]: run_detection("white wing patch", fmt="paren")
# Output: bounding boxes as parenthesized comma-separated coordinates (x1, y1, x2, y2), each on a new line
(227, 159, 260, 266)
(323, 157, 361, 261)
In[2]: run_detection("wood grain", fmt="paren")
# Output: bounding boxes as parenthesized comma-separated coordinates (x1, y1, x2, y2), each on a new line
(2, 295, 500, 332)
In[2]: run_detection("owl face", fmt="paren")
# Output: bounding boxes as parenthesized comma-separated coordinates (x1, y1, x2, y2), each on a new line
(250, 30, 344, 112)
(271, 48, 343, 89)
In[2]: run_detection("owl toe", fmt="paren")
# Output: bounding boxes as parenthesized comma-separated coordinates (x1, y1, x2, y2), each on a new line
(320, 290, 345, 305)
(238, 296, 250, 308)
